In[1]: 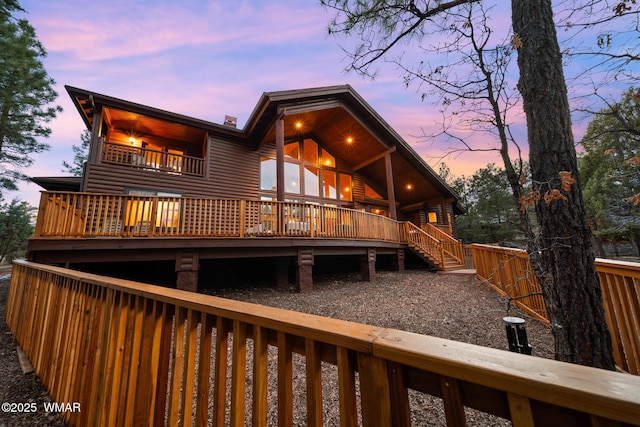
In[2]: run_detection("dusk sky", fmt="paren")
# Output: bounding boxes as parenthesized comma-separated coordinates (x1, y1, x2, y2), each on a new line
(10, 0, 639, 207)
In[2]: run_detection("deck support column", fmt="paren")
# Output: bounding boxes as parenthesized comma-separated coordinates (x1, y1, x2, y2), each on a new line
(175, 249, 200, 292)
(392, 249, 405, 272)
(361, 248, 376, 282)
(276, 257, 289, 289)
(296, 248, 314, 293)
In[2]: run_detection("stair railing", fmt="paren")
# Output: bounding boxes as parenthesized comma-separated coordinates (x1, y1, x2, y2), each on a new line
(405, 222, 446, 267)
(421, 223, 464, 265)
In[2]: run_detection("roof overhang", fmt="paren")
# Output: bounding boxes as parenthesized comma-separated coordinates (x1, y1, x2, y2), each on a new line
(30, 176, 82, 192)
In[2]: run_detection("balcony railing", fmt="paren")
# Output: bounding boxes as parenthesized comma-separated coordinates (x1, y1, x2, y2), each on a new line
(34, 192, 404, 241)
(101, 140, 205, 176)
(6, 260, 640, 426)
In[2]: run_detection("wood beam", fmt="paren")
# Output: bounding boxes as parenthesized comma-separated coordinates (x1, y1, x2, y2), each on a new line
(278, 100, 342, 115)
(353, 146, 396, 172)
(385, 153, 397, 220)
(276, 115, 285, 202)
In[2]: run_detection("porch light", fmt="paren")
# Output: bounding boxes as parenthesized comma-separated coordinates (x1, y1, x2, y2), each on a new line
(406, 184, 413, 190)
(346, 136, 354, 144)
(129, 136, 136, 144)
(295, 121, 303, 130)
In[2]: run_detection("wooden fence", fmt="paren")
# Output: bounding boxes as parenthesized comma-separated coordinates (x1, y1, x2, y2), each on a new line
(5, 260, 640, 426)
(471, 243, 640, 376)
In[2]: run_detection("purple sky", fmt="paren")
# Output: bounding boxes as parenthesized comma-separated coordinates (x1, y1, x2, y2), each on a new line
(10, 0, 638, 207)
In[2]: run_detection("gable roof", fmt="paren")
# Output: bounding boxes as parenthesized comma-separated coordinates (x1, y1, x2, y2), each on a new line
(63, 84, 462, 213)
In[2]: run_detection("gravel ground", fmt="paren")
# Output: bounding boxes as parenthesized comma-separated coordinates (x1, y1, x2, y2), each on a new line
(1, 266, 554, 426)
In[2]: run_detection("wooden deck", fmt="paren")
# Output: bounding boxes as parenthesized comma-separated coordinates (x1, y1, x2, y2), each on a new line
(6, 260, 640, 426)
(29, 192, 466, 290)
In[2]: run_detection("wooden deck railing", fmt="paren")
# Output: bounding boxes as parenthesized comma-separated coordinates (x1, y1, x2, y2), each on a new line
(34, 192, 405, 241)
(471, 243, 640, 375)
(5, 260, 640, 426)
(102, 140, 205, 176)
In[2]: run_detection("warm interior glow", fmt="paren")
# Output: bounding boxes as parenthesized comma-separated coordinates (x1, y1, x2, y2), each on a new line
(374, 209, 380, 214)
(406, 184, 413, 190)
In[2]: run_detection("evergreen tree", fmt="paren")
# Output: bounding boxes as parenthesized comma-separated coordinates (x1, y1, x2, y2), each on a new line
(580, 87, 640, 254)
(0, 0, 62, 193)
(62, 130, 91, 176)
(0, 197, 35, 263)
(453, 163, 523, 245)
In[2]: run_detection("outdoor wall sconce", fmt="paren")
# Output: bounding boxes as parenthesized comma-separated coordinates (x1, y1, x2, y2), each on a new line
(503, 316, 533, 355)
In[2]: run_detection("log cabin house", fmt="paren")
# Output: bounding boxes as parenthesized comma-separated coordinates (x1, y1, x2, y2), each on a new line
(28, 85, 464, 292)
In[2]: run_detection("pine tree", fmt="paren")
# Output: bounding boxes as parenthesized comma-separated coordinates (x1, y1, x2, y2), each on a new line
(0, 0, 62, 193)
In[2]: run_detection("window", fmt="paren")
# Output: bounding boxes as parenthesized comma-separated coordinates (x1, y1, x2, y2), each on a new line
(261, 138, 352, 203)
(304, 166, 320, 196)
(428, 211, 438, 223)
(323, 171, 337, 198)
(284, 141, 299, 159)
(124, 189, 182, 229)
(260, 157, 277, 191)
(303, 139, 318, 164)
(321, 149, 335, 167)
(284, 162, 300, 194)
(340, 173, 352, 201)
(364, 183, 384, 200)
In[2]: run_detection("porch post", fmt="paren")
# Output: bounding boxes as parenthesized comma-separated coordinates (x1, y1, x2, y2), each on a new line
(88, 104, 103, 164)
(296, 248, 314, 293)
(441, 202, 449, 225)
(360, 248, 376, 281)
(175, 249, 200, 292)
(391, 249, 405, 272)
(276, 115, 285, 202)
(384, 153, 397, 220)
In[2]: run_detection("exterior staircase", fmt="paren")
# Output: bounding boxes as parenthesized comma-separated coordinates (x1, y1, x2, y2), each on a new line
(405, 222, 466, 271)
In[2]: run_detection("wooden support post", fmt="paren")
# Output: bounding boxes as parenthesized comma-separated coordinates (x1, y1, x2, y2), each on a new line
(391, 249, 405, 272)
(276, 115, 285, 202)
(175, 250, 199, 292)
(276, 257, 289, 289)
(296, 248, 314, 293)
(361, 248, 376, 282)
(384, 153, 397, 220)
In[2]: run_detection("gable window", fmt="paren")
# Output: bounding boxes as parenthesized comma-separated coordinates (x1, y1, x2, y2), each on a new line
(260, 138, 352, 203)
(364, 183, 384, 200)
(340, 173, 352, 201)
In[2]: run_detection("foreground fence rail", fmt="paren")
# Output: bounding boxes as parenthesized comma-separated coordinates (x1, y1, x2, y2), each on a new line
(471, 243, 640, 376)
(5, 261, 640, 426)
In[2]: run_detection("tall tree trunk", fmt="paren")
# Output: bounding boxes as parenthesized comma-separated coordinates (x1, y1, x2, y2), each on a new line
(511, 0, 615, 369)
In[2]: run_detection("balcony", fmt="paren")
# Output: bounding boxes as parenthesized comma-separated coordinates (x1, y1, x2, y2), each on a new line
(101, 140, 205, 176)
